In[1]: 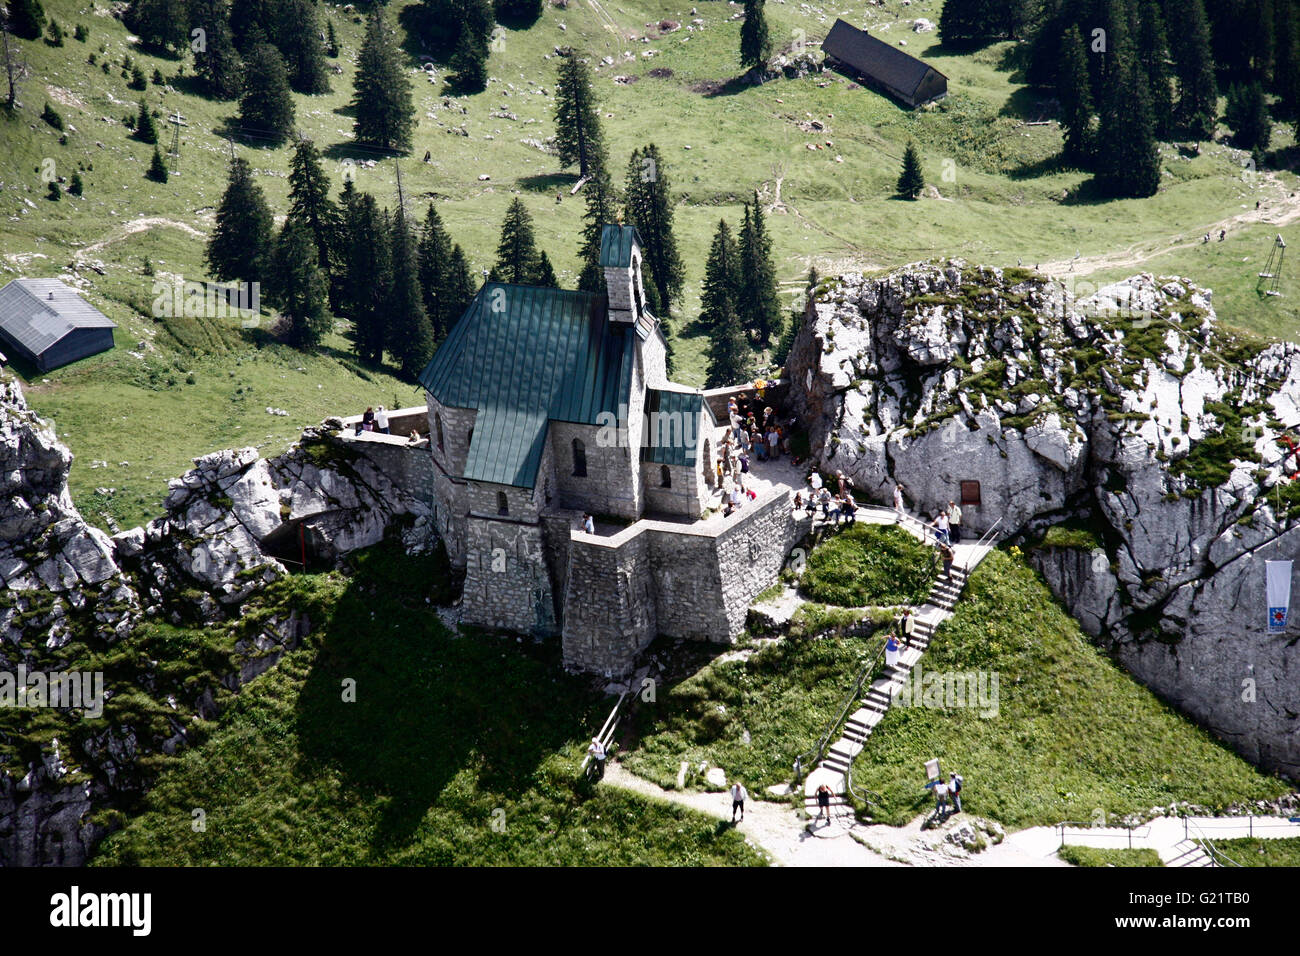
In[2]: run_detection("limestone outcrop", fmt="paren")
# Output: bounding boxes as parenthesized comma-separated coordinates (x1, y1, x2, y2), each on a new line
(786, 262, 1300, 779)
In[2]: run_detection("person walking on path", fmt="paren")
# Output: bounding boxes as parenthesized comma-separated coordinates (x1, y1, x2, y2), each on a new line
(900, 607, 916, 646)
(731, 781, 748, 823)
(816, 783, 833, 822)
(885, 632, 900, 669)
(810, 471, 823, 496)
(375, 405, 390, 434)
(949, 772, 963, 814)
(933, 510, 950, 545)
(934, 776, 949, 816)
(840, 494, 856, 525)
(837, 471, 851, 497)
(587, 737, 606, 780)
(947, 500, 962, 543)
(893, 484, 905, 515)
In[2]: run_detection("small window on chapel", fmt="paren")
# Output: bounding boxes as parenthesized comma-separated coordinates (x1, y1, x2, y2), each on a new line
(660, 465, 671, 488)
(497, 492, 509, 516)
(572, 438, 587, 477)
(436, 414, 445, 451)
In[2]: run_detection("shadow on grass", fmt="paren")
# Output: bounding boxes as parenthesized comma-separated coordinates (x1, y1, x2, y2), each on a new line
(999, 86, 1057, 122)
(290, 539, 605, 852)
(1006, 153, 1069, 181)
(518, 173, 579, 193)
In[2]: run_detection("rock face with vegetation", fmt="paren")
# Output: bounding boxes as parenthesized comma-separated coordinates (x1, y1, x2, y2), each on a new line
(0, 385, 437, 865)
(786, 262, 1300, 779)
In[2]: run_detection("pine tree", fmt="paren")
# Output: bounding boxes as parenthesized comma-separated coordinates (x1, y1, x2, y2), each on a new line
(45, 18, 62, 45)
(388, 201, 436, 377)
(417, 203, 460, 340)
(699, 218, 740, 335)
(286, 137, 341, 305)
(69, 171, 83, 195)
(448, 28, 489, 94)
(207, 157, 274, 283)
(269, 221, 332, 349)
(494, 197, 541, 284)
(125, 0, 188, 50)
(705, 298, 755, 388)
(1275, 0, 1300, 115)
(1136, 0, 1175, 139)
(276, 0, 330, 95)
(1226, 81, 1272, 151)
(623, 144, 685, 311)
(739, 0, 771, 69)
(134, 99, 158, 143)
(553, 51, 606, 178)
(238, 43, 296, 142)
(1097, 3, 1162, 198)
(577, 166, 618, 292)
(341, 190, 392, 364)
(352, 9, 415, 151)
(738, 191, 781, 346)
(146, 146, 169, 182)
(128, 65, 147, 90)
(534, 251, 559, 288)
(326, 19, 339, 57)
(897, 141, 924, 198)
(1172, 0, 1218, 139)
(190, 0, 243, 100)
(6, 0, 44, 40)
(230, 0, 276, 52)
(1057, 24, 1095, 164)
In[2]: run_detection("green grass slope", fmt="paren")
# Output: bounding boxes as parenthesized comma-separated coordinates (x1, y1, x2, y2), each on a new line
(852, 549, 1290, 829)
(90, 542, 767, 865)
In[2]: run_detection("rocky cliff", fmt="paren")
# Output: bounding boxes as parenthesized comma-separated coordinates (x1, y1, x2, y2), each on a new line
(0, 381, 437, 865)
(786, 262, 1300, 779)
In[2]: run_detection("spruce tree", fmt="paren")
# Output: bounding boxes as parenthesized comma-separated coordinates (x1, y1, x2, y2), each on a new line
(125, 0, 187, 50)
(286, 137, 341, 305)
(238, 43, 296, 142)
(1226, 81, 1272, 151)
(1058, 24, 1095, 165)
(146, 146, 169, 182)
(230, 0, 276, 52)
(493, 197, 541, 284)
(739, 0, 771, 69)
(352, 9, 415, 151)
(1172, 0, 1218, 139)
(1136, 0, 1175, 139)
(134, 99, 158, 143)
(623, 144, 685, 310)
(269, 221, 333, 349)
(534, 251, 559, 288)
(1097, 5, 1162, 198)
(897, 141, 924, 198)
(388, 202, 436, 377)
(739, 191, 781, 346)
(448, 28, 489, 94)
(6, 0, 44, 40)
(190, 0, 243, 100)
(45, 18, 62, 45)
(705, 299, 755, 388)
(699, 218, 740, 336)
(69, 171, 83, 195)
(577, 166, 618, 292)
(342, 191, 392, 364)
(417, 203, 454, 339)
(207, 157, 274, 283)
(276, 0, 330, 95)
(553, 50, 606, 178)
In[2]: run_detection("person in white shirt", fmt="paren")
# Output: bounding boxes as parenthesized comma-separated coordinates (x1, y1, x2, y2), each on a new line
(731, 781, 748, 822)
(934, 777, 949, 815)
(587, 738, 606, 779)
(810, 471, 823, 494)
(375, 405, 390, 434)
(582, 514, 595, 535)
(948, 500, 962, 543)
(893, 484, 905, 515)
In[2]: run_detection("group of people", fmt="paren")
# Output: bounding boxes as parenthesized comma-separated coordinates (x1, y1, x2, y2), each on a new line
(794, 469, 858, 527)
(355, 405, 391, 435)
(930, 771, 964, 817)
(715, 396, 799, 517)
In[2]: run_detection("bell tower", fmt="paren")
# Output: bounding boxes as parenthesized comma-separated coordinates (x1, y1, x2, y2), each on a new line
(601, 224, 651, 325)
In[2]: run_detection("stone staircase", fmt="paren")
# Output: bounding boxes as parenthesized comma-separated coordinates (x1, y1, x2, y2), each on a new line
(802, 510, 998, 809)
(1165, 838, 1216, 867)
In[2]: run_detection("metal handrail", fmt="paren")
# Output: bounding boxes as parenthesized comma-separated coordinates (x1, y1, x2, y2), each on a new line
(1185, 820, 1242, 868)
(580, 690, 627, 776)
(1057, 820, 1152, 851)
(792, 636, 887, 785)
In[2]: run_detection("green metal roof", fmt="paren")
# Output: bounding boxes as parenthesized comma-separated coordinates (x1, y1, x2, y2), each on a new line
(418, 282, 637, 488)
(598, 224, 642, 268)
(641, 388, 710, 467)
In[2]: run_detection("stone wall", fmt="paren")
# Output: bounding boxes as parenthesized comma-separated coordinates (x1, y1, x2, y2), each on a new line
(426, 396, 478, 481)
(548, 420, 640, 518)
(561, 526, 656, 674)
(640, 460, 706, 517)
(461, 515, 557, 635)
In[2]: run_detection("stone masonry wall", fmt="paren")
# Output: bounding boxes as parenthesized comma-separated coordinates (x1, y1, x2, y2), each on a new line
(549, 421, 640, 518)
(461, 515, 556, 635)
(561, 528, 656, 674)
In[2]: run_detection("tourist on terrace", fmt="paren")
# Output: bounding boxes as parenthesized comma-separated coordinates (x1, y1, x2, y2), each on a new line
(362, 406, 375, 431)
(933, 510, 950, 545)
(375, 405, 390, 434)
(582, 514, 595, 535)
(809, 470, 823, 494)
(817, 487, 833, 520)
(766, 425, 781, 461)
(947, 499, 962, 543)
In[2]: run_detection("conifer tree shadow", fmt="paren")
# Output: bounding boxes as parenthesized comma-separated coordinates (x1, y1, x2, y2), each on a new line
(291, 541, 598, 851)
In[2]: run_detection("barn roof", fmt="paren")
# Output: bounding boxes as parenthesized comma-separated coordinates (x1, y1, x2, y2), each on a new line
(0, 279, 116, 359)
(821, 19, 946, 105)
(417, 282, 637, 489)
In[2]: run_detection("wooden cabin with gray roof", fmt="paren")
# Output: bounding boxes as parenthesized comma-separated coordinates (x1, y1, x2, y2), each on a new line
(0, 279, 116, 372)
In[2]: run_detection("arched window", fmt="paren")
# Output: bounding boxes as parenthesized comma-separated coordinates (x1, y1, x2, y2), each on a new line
(572, 438, 587, 477)
(497, 491, 509, 516)
(660, 465, 671, 488)
(436, 414, 445, 451)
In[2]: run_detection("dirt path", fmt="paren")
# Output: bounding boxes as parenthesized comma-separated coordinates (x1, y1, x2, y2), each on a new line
(1038, 173, 1300, 278)
(75, 217, 207, 259)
